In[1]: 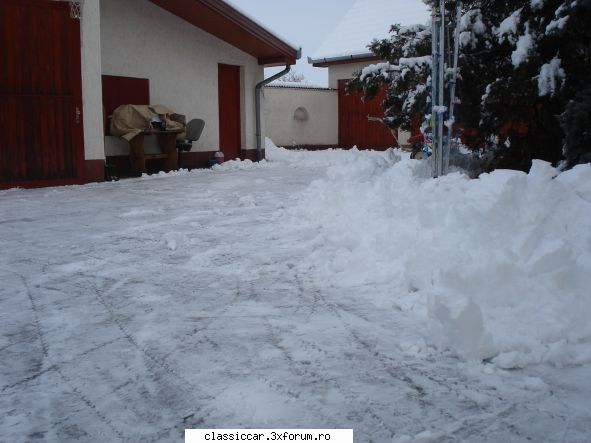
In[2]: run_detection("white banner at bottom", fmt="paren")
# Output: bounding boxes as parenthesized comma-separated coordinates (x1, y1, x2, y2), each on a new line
(185, 429, 353, 443)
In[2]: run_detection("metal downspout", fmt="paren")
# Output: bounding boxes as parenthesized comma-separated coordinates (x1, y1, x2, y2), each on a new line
(255, 65, 292, 161)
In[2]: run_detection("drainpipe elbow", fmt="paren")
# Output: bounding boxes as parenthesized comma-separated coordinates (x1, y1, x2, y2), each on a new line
(255, 65, 292, 161)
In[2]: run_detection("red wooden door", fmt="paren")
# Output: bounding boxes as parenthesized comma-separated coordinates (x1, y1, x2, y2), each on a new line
(338, 79, 395, 150)
(218, 64, 241, 161)
(101, 75, 150, 135)
(0, 0, 84, 188)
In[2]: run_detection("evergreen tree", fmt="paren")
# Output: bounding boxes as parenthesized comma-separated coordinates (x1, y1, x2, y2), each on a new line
(349, 0, 591, 171)
(347, 24, 432, 134)
(561, 88, 591, 166)
(555, 0, 591, 167)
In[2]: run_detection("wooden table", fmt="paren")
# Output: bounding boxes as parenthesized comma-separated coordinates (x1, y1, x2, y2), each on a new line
(128, 128, 183, 176)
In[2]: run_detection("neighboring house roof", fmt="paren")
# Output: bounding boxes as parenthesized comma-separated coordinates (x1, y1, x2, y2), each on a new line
(149, 0, 300, 66)
(309, 0, 429, 66)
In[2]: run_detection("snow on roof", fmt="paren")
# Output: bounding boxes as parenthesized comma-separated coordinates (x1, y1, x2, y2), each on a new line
(311, 0, 430, 60)
(266, 80, 329, 90)
(222, 0, 301, 52)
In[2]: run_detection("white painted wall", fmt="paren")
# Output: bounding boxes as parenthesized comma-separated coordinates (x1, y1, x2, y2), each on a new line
(100, 0, 264, 156)
(80, 0, 105, 160)
(263, 87, 338, 147)
(328, 61, 376, 89)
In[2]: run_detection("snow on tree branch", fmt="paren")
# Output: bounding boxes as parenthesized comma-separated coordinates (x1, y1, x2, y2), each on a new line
(537, 56, 565, 96)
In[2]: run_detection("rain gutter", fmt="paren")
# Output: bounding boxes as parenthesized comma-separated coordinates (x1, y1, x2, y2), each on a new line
(307, 52, 375, 66)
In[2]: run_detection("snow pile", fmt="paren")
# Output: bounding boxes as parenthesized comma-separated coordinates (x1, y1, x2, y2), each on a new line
(278, 143, 591, 368)
(265, 138, 398, 169)
(212, 158, 270, 171)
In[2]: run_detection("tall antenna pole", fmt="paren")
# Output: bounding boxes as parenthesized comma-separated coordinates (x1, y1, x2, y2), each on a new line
(430, 3, 439, 177)
(444, 1, 462, 174)
(437, 0, 445, 177)
(431, 0, 445, 177)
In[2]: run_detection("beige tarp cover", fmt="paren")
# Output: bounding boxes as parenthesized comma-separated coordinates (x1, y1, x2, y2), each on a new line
(110, 104, 186, 141)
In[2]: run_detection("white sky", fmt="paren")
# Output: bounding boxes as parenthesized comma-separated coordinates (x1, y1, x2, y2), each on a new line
(226, 0, 429, 86)
(227, 0, 354, 86)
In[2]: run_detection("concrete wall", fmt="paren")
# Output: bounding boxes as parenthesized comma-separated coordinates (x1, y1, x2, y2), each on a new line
(100, 0, 264, 156)
(263, 87, 338, 147)
(80, 0, 105, 160)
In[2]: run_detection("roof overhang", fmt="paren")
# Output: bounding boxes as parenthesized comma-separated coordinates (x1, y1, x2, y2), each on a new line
(308, 53, 379, 68)
(149, 0, 300, 66)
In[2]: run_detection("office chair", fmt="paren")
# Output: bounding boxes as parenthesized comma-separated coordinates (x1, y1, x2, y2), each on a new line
(177, 118, 205, 169)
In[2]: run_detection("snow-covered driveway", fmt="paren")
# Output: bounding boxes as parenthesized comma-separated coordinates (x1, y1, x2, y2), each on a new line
(1, 147, 590, 442)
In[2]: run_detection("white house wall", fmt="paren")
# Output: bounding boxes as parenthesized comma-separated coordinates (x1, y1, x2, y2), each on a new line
(99, 0, 264, 156)
(81, 0, 105, 161)
(328, 61, 376, 89)
(263, 87, 338, 147)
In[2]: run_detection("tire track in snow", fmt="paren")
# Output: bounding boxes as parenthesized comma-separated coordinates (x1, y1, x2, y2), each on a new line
(1, 336, 124, 393)
(253, 317, 342, 429)
(253, 270, 406, 435)
(261, 316, 399, 438)
(45, 272, 217, 438)
(293, 272, 497, 433)
(15, 273, 125, 440)
(85, 275, 213, 401)
(293, 269, 320, 319)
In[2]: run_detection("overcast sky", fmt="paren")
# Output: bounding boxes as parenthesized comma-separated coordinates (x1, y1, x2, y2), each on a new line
(227, 0, 357, 86)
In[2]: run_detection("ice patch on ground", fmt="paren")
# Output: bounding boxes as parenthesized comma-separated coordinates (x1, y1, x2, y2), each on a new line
(269, 138, 591, 368)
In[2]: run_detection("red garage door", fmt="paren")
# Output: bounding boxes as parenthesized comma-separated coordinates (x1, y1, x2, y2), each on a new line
(338, 79, 395, 150)
(0, 0, 84, 189)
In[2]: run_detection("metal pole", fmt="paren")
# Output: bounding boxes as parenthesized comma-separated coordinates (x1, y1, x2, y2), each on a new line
(436, 0, 445, 177)
(444, 1, 462, 174)
(431, 4, 439, 177)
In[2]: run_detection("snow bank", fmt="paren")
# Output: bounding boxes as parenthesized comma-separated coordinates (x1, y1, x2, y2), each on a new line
(212, 159, 270, 171)
(279, 141, 591, 369)
(265, 138, 400, 169)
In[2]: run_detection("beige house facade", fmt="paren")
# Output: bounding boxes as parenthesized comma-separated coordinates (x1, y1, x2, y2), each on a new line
(1, 0, 299, 188)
